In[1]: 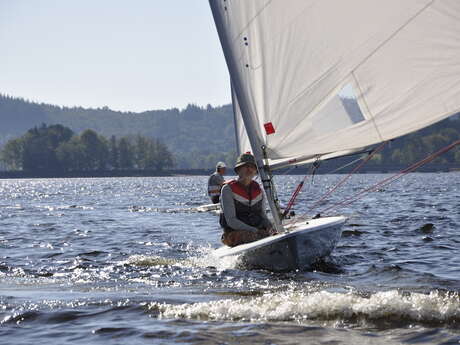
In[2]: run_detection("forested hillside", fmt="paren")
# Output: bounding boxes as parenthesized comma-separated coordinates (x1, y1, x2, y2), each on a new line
(0, 94, 236, 168)
(1, 94, 459, 171)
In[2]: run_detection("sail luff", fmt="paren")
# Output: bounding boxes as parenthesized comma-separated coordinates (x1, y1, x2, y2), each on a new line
(209, 1, 283, 230)
(231, 84, 246, 155)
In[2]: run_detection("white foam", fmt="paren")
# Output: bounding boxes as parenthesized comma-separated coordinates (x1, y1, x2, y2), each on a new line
(187, 247, 240, 271)
(123, 245, 240, 271)
(151, 289, 460, 324)
(123, 255, 179, 267)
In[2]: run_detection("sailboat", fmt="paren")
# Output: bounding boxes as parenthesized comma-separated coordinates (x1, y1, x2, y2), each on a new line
(209, 0, 460, 271)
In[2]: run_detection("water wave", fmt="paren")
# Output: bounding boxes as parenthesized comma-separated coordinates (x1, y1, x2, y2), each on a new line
(151, 289, 460, 327)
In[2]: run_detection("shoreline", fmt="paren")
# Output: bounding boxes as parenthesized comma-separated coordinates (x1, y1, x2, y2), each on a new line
(0, 165, 459, 179)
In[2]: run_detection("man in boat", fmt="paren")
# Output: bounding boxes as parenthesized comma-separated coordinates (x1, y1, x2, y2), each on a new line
(207, 161, 227, 204)
(219, 153, 275, 247)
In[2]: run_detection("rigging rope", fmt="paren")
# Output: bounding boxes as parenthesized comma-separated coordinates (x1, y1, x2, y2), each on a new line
(304, 141, 388, 215)
(318, 139, 460, 215)
(327, 155, 368, 174)
(282, 158, 320, 219)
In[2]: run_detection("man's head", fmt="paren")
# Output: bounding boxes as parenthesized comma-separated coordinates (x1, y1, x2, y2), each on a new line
(234, 153, 257, 178)
(216, 161, 226, 175)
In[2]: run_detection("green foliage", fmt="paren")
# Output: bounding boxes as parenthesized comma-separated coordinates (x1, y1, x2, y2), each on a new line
(108, 135, 119, 169)
(0, 95, 235, 169)
(1, 138, 24, 170)
(19, 124, 73, 172)
(1, 124, 175, 172)
(56, 137, 86, 171)
(376, 118, 460, 166)
(117, 137, 134, 170)
(79, 129, 109, 170)
(1, 94, 459, 170)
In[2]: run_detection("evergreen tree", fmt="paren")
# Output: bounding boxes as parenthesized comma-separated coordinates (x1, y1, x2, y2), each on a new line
(134, 135, 149, 169)
(79, 129, 109, 170)
(108, 135, 119, 169)
(153, 139, 174, 170)
(56, 137, 86, 171)
(1, 138, 24, 170)
(118, 137, 133, 169)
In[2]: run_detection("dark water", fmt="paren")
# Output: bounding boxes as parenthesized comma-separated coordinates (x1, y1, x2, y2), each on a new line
(1, 173, 459, 344)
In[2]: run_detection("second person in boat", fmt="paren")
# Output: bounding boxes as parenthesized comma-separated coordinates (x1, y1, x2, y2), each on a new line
(207, 161, 227, 204)
(219, 153, 276, 247)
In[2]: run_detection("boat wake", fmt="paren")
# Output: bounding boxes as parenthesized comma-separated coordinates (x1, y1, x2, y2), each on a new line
(124, 249, 240, 272)
(128, 205, 220, 214)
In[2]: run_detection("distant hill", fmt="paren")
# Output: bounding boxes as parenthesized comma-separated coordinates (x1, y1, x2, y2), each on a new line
(1, 94, 459, 170)
(0, 94, 236, 168)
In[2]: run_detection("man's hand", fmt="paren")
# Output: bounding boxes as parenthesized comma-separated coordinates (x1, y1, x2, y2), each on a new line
(267, 227, 278, 236)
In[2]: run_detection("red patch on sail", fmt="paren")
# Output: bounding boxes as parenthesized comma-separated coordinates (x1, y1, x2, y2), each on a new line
(264, 122, 275, 135)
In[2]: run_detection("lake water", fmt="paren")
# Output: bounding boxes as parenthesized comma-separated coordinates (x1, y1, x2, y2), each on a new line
(1, 173, 459, 344)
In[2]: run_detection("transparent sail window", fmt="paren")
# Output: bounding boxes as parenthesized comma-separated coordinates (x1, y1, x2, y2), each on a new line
(307, 83, 365, 138)
(338, 83, 365, 124)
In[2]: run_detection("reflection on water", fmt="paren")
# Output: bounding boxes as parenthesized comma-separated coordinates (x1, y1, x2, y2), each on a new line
(0, 174, 459, 344)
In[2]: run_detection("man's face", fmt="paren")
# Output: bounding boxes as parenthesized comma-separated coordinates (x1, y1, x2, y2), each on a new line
(218, 167, 226, 175)
(237, 164, 257, 179)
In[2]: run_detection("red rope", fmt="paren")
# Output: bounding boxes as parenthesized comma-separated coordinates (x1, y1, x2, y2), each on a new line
(282, 180, 304, 218)
(319, 139, 460, 215)
(282, 160, 319, 218)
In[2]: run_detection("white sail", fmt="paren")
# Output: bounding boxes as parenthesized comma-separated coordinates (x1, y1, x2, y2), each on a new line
(231, 85, 250, 156)
(210, 0, 460, 167)
(232, 82, 363, 168)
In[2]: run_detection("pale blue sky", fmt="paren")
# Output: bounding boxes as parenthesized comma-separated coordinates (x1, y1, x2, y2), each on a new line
(0, 0, 230, 112)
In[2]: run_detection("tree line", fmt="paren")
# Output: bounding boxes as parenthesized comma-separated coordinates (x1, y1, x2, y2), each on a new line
(369, 126, 460, 166)
(0, 124, 174, 172)
(1, 94, 459, 171)
(0, 95, 235, 169)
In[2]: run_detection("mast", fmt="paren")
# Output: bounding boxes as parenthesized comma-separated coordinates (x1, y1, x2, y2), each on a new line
(209, 1, 283, 231)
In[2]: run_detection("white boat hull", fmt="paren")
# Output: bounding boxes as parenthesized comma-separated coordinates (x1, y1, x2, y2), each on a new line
(195, 203, 221, 213)
(213, 216, 346, 271)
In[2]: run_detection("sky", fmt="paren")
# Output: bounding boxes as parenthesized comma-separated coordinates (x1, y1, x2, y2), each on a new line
(0, 0, 230, 112)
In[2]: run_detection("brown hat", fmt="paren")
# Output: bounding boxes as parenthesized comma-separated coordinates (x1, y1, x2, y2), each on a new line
(234, 153, 257, 172)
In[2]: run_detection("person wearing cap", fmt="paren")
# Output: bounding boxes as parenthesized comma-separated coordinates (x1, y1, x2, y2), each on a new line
(207, 161, 227, 203)
(219, 153, 275, 247)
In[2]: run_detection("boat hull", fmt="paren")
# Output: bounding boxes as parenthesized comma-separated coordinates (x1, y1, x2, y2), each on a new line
(195, 203, 221, 213)
(213, 216, 346, 272)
